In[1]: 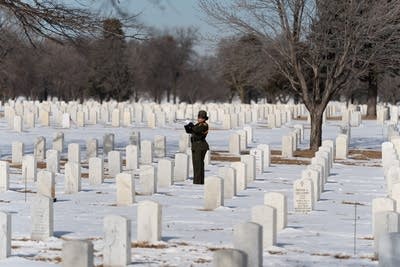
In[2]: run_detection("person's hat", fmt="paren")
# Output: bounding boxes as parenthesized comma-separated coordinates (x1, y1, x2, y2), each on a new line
(198, 110, 208, 120)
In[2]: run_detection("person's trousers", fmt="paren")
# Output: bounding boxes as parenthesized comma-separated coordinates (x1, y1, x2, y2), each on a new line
(192, 149, 207, 184)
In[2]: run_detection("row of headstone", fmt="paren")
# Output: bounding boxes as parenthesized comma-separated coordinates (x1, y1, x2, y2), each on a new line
(16, 200, 162, 265)
(294, 140, 334, 213)
(281, 126, 302, 158)
(374, 140, 400, 260)
(3, 99, 313, 132)
(228, 127, 253, 155)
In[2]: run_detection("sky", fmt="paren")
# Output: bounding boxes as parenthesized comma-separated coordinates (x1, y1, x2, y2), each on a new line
(99, 0, 226, 55)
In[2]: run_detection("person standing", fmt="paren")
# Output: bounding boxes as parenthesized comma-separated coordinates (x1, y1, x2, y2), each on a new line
(184, 110, 209, 184)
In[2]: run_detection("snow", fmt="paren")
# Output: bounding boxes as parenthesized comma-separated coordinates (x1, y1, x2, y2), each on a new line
(0, 118, 386, 266)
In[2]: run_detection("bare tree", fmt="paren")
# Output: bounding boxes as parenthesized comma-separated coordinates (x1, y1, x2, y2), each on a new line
(200, 0, 400, 150)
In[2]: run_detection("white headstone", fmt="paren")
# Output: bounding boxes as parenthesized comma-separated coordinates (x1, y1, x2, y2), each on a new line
(103, 215, 131, 266)
(374, 211, 400, 254)
(264, 192, 287, 231)
(281, 135, 293, 158)
(250, 148, 264, 175)
(103, 133, 114, 155)
(335, 134, 348, 159)
(62, 240, 93, 267)
(86, 139, 98, 160)
(157, 159, 173, 188)
(204, 176, 224, 210)
(139, 165, 157, 195)
(229, 133, 241, 155)
(140, 140, 153, 165)
(31, 195, 53, 241)
(64, 162, 81, 194)
(116, 173, 135, 205)
(293, 179, 314, 213)
(126, 145, 139, 171)
(89, 157, 103, 185)
(107, 151, 121, 178)
(240, 155, 256, 182)
(173, 153, 189, 182)
(11, 141, 24, 164)
(111, 109, 120, 127)
(52, 132, 64, 153)
(257, 144, 271, 169)
(46, 149, 60, 174)
(67, 143, 81, 163)
(378, 232, 400, 266)
(129, 131, 141, 149)
(37, 170, 55, 199)
(302, 169, 321, 201)
(231, 162, 247, 192)
(233, 222, 262, 267)
(251, 205, 277, 248)
(137, 200, 162, 243)
(22, 155, 37, 182)
(243, 126, 253, 144)
(0, 161, 9, 192)
(62, 113, 71, 128)
(372, 197, 396, 231)
(0, 212, 11, 260)
(179, 133, 190, 153)
(13, 115, 22, 132)
(213, 249, 247, 267)
(218, 167, 236, 199)
(34, 136, 46, 161)
(154, 135, 166, 158)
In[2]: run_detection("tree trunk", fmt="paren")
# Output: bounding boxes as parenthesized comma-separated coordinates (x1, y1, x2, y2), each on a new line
(366, 70, 378, 118)
(309, 107, 324, 151)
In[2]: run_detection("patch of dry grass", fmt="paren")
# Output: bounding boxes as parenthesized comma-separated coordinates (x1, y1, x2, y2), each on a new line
(131, 241, 168, 249)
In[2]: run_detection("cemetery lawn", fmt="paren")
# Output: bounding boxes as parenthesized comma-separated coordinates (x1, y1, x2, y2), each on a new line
(0, 119, 383, 266)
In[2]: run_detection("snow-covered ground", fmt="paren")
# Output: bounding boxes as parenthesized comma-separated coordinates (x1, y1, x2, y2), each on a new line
(0, 118, 386, 266)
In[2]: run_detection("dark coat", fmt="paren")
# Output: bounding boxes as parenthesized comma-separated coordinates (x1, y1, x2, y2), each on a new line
(184, 122, 209, 151)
